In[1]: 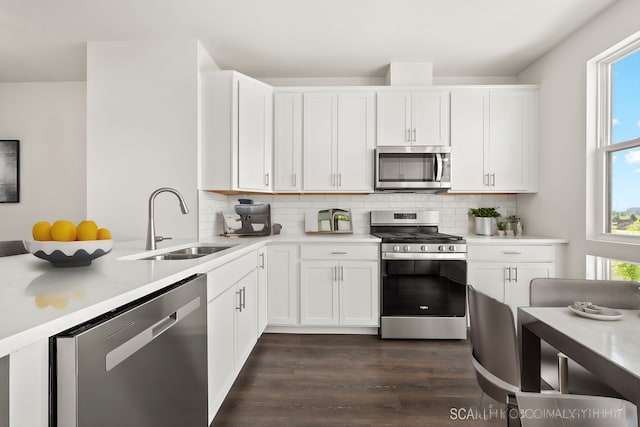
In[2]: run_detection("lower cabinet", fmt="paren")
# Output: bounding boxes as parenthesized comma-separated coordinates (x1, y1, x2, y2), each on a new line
(257, 247, 268, 334)
(6, 340, 49, 427)
(467, 244, 559, 318)
(267, 244, 299, 326)
(206, 251, 258, 423)
(299, 244, 379, 327)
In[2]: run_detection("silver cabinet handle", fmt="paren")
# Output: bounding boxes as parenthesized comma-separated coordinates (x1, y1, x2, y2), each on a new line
(265, 173, 270, 186)
(259, 252, 265, 269)
(513, 267, 518, 282)
(105, 297, 201, 371)
(236, 289, 243, 311)
(412, 128, 417, 142)
(490, 173, 496, 186)
(338, 173, 342, 187)
(340, 266, 344, 282)
(406, 129, 411, 142)
(332, 266, 337, 282)
(505, 267, 511, 282)
(484, 174, 490, 186)
(502, 251, 522, 255)
(292, 173, 297, 187)
(331, 173, 336, 186)
(331, 251, 348, 255)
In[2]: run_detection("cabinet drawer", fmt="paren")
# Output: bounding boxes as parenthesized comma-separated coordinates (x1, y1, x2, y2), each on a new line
(207, 251, 256, 301)
(300, 244, 378, 260)
(467, 245, 554, 262)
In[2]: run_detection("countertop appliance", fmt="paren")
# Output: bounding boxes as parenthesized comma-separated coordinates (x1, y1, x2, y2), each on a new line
(52, 274, 207, 427)
(223, 203, 271, 236)
(370, 210, 467, 339)
(304, 208, 353, 233)
(375, 146, 451, 192)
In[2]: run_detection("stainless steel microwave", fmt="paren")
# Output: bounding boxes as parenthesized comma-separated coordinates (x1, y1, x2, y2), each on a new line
(375, 146, 451, 191)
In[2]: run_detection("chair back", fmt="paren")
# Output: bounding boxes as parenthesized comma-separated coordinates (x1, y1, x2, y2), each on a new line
(516, 391, 638, 427)
(530, 278, 640, 309)
(467, 285, 520, 402)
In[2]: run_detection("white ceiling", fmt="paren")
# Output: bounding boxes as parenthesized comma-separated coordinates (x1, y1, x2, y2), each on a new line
(0, 0, 620, 82)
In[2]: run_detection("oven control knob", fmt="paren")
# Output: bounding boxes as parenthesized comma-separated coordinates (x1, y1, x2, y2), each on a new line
(393, 245, 400, 252)
(438, 245, 444, 252)
(420, 245, 427, 252)
(403, 245, 410, 252)
(449, 245, 456, 252)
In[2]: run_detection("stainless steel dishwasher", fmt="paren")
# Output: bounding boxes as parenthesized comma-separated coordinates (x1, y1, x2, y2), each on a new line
(53, 274, 207, 427)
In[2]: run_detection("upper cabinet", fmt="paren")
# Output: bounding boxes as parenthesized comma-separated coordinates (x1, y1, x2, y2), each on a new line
(303, 92, 375, 192)
(376, 91, 450, 146)
(450, 88, 538, 193)
(273, 93, 303, 192)
(199, 71, 273, 192)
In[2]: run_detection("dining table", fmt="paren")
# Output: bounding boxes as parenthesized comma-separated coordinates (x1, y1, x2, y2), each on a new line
(518, 306, 640, 426)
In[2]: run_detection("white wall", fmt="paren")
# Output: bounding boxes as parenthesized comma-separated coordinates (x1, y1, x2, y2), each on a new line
(87, 40, 212, 244)
(517, 0, 640, 277)
(0, 82, 86, 240)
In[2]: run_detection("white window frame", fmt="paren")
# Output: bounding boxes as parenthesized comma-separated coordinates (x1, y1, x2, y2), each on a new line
(588, 32, 640, 246)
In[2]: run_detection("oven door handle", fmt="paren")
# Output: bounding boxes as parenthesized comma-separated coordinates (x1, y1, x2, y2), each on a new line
(382, 252, 467, 261)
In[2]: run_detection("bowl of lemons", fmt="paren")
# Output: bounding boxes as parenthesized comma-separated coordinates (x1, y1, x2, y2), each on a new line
(25, 220, 113, 267)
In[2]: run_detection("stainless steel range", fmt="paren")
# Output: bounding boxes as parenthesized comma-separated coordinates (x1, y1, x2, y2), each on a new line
(370, 210, 467, 339)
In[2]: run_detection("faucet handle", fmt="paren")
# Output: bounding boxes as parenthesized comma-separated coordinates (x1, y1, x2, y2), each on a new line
(155, 236, 172, 243)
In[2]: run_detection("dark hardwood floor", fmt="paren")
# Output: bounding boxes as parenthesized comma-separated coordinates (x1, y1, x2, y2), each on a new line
(212, 333, 507, 426)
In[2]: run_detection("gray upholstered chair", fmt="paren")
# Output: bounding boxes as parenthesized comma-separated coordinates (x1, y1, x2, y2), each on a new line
(468, 285, 521, 404)
(529, 278, 640, 397)
(515, 391, 637, 427)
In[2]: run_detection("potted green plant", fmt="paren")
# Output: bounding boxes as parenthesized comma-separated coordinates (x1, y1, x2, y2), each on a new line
(469, 207, 502, 236)
(496, 221, 507, 237)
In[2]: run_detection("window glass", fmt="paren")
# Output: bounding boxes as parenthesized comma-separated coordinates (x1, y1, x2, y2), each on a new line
(611, 260, 640, 281)
(609, 147, 640, 236)
(612, 51, 640, 144)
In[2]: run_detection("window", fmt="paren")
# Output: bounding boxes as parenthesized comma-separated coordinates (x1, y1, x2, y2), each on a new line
(596, 42, 640, 239)
(588, 255, 640, 282)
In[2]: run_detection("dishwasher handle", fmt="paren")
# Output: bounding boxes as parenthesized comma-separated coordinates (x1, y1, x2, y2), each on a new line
(105, 296, 201, 371)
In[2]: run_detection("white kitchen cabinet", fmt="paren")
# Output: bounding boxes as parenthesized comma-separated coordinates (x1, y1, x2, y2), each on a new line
(376, 91, 449, 146)
(200, 70, 273, 192)
(273, 93, 303, 192)
(257, 247, 268, 334)
(267, 244, 299, 326)
(303, 92, 375, 192)
(206, 251, 258, 423)
(450, 88, 537, 192)
(8, 340, 48, 427)
(299, 244, 379, 327)
(467, 244, 556, 319)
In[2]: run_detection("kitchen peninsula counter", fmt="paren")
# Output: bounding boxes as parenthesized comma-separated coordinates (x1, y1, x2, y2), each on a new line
(0, 233, 380, 358)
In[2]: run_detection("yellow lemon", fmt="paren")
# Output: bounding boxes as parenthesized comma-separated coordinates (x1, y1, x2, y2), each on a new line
(51, 220, 77, 242)
(97, 228, 112, 240)
(76, 220, 99, 241)
(32, 221, 52, 241)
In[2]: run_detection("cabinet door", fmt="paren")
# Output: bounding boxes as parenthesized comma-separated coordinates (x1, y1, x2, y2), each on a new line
(450, 91, 489, 191)
(488, 91, 528, 191)
(504, 262, 553, 317)
(467, 262, 507, 302)
(238, 78, 271, 191)
(235, 270, 258, 370)
(267, 245, 299, 326)
(273, 93, 303, 191)
(9, 340, 48, 427)
(257, 248, 268, 335)
(207, 285, 236, 422)
(339, 261, 379, 326)
(412, 91, 450, 146)
(300, 261, 339, 325)
(376, 92, 411, 146)
(303, 93, 337, 191)
(337, 93, 375, 191)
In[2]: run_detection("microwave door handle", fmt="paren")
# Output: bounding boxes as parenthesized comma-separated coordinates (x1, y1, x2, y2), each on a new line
(435, 154, 444, 182)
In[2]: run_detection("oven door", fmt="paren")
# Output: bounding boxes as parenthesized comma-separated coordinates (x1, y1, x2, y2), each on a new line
(381, 259, 467, 317)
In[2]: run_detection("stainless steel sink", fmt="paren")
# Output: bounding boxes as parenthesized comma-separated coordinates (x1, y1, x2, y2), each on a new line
(139, 246, 232, 260)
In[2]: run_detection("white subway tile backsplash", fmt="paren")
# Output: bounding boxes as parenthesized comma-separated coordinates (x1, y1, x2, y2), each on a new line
(199, 191, 517, 236)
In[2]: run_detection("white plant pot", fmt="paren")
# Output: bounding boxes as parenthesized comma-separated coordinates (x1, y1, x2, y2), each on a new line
(475, 217, 495, 236)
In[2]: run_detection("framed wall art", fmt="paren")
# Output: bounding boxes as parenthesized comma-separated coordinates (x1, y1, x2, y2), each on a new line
(0, 140, 19, 203)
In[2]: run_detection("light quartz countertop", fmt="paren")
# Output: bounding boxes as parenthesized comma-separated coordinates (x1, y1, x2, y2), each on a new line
(462, 235, 569, 245)
(0, 233, 379, 357)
